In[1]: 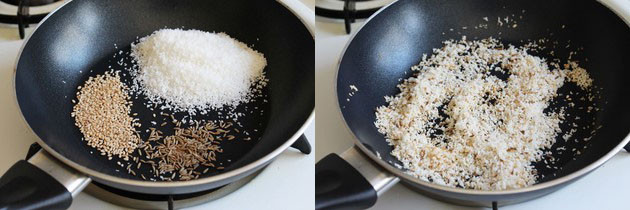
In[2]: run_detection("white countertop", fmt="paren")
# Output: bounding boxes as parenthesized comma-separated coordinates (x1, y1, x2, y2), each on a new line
(314, 0, 630, 209)
(0, 1, 315, 210)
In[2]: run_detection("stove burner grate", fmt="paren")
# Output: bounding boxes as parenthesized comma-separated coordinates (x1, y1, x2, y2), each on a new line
(1, 0, 59, 6)
(0, 0, 63, 39)
(315, 0, 389, 34)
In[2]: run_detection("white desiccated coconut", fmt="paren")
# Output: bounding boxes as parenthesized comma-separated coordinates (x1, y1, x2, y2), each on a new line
(130, 29, 267, 115)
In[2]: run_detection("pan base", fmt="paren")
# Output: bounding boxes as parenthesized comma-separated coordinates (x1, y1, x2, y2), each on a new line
(83, 169, 262, 209)
(400, 178, 576, 208)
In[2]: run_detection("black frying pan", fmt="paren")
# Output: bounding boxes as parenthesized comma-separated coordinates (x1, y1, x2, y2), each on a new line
(316, 0, 630, 209)
(0, 0, 313, 209)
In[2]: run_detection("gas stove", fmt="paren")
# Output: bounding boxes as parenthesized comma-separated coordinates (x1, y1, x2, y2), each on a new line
(315, 0, 393, 34)
(84, 174, 260, 210)
(0, 0, 65, 38)
(0, 0, 315, 209)
(314, 0, 630, 209)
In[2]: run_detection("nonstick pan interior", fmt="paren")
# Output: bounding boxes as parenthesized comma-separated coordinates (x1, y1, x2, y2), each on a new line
(15, 0, 314, 183)
(337, 0, 630, 187)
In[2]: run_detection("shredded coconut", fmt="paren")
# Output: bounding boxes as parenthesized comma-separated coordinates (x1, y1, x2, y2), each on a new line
(130, 29, 268, 115)
(374, 38, 593, 190)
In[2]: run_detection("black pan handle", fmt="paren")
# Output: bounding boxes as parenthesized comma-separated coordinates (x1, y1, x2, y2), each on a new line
(316, 146, 399, 210)
(0, 160, 71, 209)
(291, 134, 312, 154)
(0, 150, 91, 210)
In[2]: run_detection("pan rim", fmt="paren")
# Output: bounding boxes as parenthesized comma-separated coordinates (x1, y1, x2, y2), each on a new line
(333, 0, 630, 196)
(12, 0, 315, 190)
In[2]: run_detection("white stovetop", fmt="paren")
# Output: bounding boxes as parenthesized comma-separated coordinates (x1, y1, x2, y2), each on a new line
(0, 0, 314, 210)
(314, 0, 630, 209)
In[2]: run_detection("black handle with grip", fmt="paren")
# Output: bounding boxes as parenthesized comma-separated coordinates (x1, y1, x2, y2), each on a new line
(316, 153, 377, 210)
(0, 160, 72, 210)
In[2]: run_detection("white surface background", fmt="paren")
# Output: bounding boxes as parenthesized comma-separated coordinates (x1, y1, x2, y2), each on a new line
(0, 0, 314, 210)
(314, 0, 630, 209)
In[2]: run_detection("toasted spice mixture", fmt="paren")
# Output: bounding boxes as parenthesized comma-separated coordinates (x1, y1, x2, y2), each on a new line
(565, 62, 593, 89)
(375, 38, 594, 190)
(71, 71, 141, 160)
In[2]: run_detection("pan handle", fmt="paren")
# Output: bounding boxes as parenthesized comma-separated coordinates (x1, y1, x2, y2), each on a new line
(316, 146, 399, 210)
(290, 134, 312, 154)
(0, 149, 91, 210)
